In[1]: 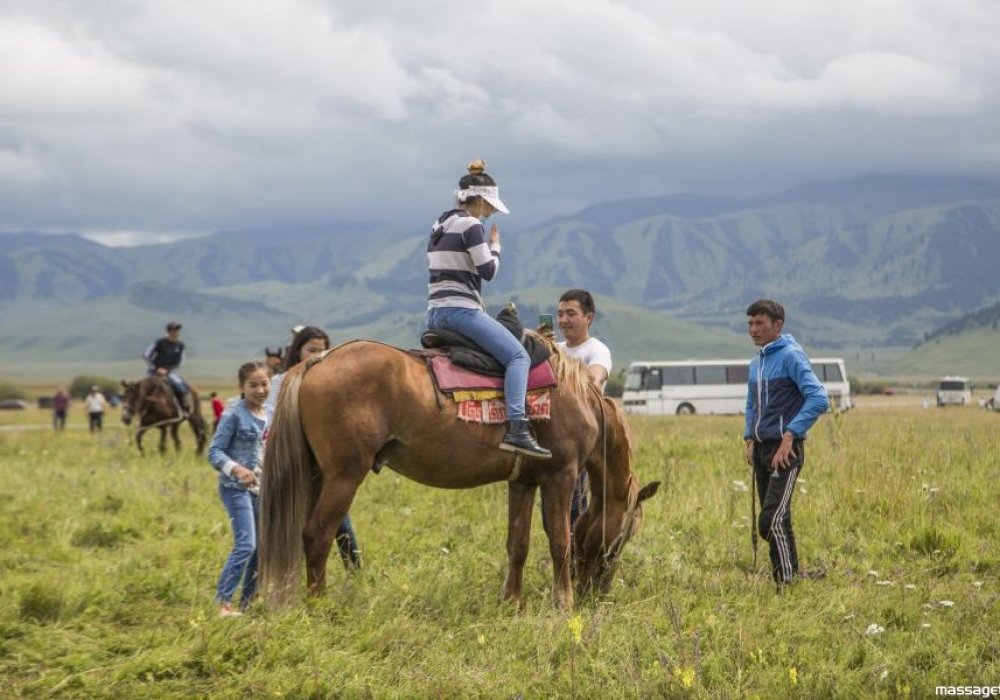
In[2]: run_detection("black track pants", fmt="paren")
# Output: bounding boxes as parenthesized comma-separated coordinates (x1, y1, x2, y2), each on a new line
(752, 439, 804, 584)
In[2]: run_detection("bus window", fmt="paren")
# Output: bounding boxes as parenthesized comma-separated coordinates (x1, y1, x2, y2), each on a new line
(939, 380, 968, 391)
(624, 369, 645, 392)
(726, 364, 749, 385)
(663, 366, 694, 386)
(695, 365, 727, 385)
(645, 368, 663, 390)
(810, 362, 843, 383)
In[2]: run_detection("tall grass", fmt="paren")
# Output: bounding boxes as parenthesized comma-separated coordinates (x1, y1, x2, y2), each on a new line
(0, 405, 997, 697)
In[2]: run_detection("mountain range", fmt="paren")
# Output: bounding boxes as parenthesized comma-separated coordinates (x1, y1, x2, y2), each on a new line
(2, 174, 999, 381)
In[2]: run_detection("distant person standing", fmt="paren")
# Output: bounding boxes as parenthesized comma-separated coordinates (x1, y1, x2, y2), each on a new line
(52, 386, 69, 431)
(144, 321, 190, 415)
(555, 289, 612, 527)
(210, 392, 226, 432)
(84, 385, 108, 433)
(743, 299, 829, 587)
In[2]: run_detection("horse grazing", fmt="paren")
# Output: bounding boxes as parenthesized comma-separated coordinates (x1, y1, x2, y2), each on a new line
(120, 377, 207, 455)
(259, 339, 659, 609)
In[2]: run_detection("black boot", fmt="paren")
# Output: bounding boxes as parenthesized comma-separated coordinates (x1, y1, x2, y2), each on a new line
(500, 420, 552, 459)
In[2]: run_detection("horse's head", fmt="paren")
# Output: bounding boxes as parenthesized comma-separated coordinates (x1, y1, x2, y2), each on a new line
(571, 396, 660, 595)
(573, 475, 660, 595)
(120, 380, 139, 425)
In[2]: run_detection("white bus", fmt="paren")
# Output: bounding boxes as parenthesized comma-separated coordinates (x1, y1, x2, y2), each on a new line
(936, 376, 972, 407)
(622, 357, 852, 416)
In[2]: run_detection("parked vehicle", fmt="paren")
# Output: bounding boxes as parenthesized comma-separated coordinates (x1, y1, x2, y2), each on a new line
(622, 357, 852, 416)
(936, 376, 972, 407)
(0, 399, 29, 410)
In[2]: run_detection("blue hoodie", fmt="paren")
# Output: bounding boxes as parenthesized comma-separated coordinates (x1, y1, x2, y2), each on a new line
(744, 334, 829, 441)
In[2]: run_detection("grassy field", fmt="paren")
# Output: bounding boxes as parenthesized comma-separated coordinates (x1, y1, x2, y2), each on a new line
(1, 400, 998, 698)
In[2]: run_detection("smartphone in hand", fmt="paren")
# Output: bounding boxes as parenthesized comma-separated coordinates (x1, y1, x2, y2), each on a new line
(538, 313, 554, 331)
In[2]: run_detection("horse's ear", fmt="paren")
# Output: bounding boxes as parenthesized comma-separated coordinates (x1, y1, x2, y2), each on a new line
(637, 481, 661, 503)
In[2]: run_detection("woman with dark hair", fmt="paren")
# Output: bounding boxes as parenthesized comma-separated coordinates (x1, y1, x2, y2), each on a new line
(267, 325, 362, 569)
(426, 160, 550, 459)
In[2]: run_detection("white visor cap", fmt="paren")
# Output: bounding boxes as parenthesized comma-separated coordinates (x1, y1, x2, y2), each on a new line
(455, 185, 509, 214)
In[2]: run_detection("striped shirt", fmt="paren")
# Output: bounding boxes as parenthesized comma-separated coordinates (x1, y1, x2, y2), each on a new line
(427, 209, 502, 310)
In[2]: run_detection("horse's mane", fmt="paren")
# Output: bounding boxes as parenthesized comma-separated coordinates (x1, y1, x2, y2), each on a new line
(533, 332, 593, 400)
(600, 395, 635, 458)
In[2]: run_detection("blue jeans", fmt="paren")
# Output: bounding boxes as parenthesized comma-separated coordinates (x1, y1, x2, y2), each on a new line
(427, 307, 529, 421)
(216, 485, 259, 608)
(337, 515, 361, 569)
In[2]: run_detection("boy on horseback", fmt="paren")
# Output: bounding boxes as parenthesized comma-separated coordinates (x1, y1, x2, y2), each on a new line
(144, 321, 191, 416)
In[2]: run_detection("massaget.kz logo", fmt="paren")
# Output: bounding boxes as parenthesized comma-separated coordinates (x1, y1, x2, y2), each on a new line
(936, 686, 1000, 697)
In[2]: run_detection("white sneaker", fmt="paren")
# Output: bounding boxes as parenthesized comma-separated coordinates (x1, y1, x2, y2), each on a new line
(218, 604, 243, 618)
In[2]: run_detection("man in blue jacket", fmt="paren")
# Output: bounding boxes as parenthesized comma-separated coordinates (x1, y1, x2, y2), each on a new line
(743, 299, 829, 586)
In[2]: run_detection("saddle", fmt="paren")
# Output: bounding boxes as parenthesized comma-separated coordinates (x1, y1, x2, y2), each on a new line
(419, 304, 551, 377)
(415, 305, 557, 422)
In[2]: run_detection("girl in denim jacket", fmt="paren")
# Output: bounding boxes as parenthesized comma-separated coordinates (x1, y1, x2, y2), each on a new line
(208, 361, 271, 617)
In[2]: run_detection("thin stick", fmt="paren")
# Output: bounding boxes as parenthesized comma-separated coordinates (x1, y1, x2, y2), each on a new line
(749, 457, 758, 572)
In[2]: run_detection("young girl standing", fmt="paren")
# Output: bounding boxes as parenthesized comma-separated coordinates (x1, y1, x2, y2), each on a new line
(208, 361, 271, 617)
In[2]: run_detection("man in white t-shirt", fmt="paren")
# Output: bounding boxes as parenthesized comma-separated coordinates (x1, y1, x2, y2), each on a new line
(554, 289, 613, 530)
(557, 289, 612, 391)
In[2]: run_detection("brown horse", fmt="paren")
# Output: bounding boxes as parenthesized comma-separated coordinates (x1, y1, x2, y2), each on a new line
(259, 339, 659, 609)
(120, 377, 207, 455)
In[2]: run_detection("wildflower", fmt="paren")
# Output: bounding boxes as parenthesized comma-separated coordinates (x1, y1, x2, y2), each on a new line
(867, 570, 879, 578)
(788, 667, 798, 686)
(567, 615, 583, 645)
(921, 623, 931, 629)
(477, 633, 486, 646)
(937, 600, 955, 608)
(973, 581, 983, 588)
(875, 580, 894, 587)
(189, 611, 207, 630)
(865, 623, 885, 636)
(732, 480, 748, 492)
(904, 584, 916, 591)
(879, 669, 889, 682)
(673, 667, 696, 689)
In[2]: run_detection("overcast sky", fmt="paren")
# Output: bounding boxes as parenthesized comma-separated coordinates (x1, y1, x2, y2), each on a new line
(1, 0, 998, 243)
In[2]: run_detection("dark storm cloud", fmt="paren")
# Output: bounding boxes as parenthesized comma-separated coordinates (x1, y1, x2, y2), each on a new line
(0, 0, 997, 241)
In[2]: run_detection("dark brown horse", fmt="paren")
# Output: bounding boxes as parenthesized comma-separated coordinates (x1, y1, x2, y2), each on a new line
(120, 377, 207, 455)
(259, 339, 659, 609)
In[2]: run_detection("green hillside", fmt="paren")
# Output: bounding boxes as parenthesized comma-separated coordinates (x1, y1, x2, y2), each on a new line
(0, 286, 755, 382)
(887, 328, 1000, 384)
(4, 175, 1000, 382)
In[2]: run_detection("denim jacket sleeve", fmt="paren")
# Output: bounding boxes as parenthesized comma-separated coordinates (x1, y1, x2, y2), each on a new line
(208, 409, 240, 473)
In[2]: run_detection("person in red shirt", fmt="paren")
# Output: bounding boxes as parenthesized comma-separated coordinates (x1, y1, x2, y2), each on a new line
(210, 392, 226, 433)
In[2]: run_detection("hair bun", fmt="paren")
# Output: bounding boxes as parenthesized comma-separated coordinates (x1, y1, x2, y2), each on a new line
(467, 159, 486, 176)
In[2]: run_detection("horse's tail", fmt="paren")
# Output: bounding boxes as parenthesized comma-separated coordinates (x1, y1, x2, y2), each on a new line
(259, 363, 316, 609)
